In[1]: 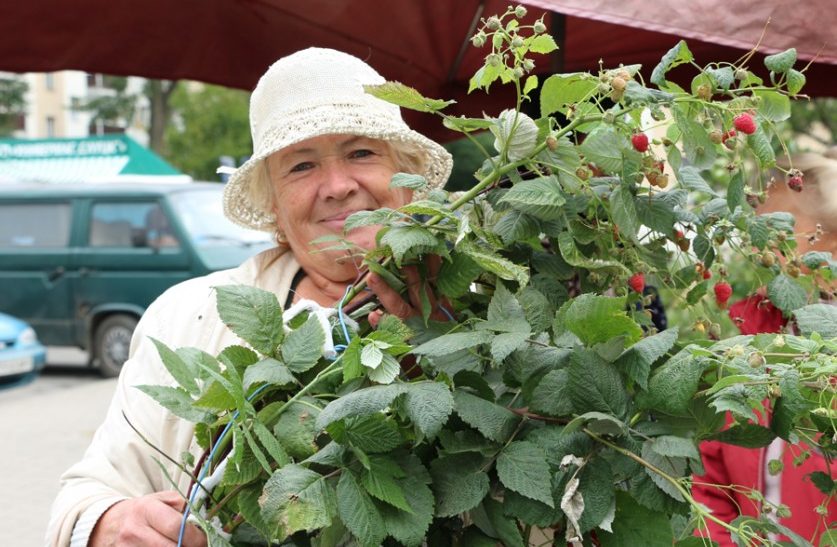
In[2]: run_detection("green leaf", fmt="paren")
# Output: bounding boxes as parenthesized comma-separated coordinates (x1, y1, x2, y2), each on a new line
(316, 384, 403, 430)
(437, 252, 483, 298)
(579, 125, 628, 174)
(706, 67, 734, 90)
(272, 401, 319, 460)
(558, 232, 631, 275)
(568, 349, 629, 418)
(176, 347, 221, 383)
(380, 225, 446, 267)
(367, 353, 400, 384)
(708, 423, 776, 448)
(149, 338, 200, 395)
(523, 74, 538, 96)
(565, 294, 643, 347)
(252, 420, 290, 467)
(363, 82, 454, 113)
(482, 497, 525, 547)
(641, 440, 687, 501)
(280, 315, 325, 373)
(598, 491, 674, 547)
(243, 357, 296, 390)
(337, 471, 386, 546)
(623, 81, 674, 104)
(529, 369, 574, 417)
(503, 489, 560, 527)
(676, 166, 716, 196)
(767, 274, 808, 315)
(577, 457, 615, 531)
(786, 69, 806, 95)
(793, 304, 837, 338)
(772, 370, 815, 441)
(651, 41, 694, 86)
(134, 385, 211, 423)
(764, 48, 797, 73)
(649, 435, 700, 461)
(380, 457, 435, 546)
(345, 208, 395, 232)
(529, 34, 558, 54)
(260, 465, 336, 538)
(747, 125, 776, 169)
(460, 241, 530, 286)
(754, 89, 791, 122)
(430, 454, 490, 517)
(484, 282, 530, 333)
(672, 106, 716, 168)
(499, 175, 566, 220)
(361, 464, 412, 513)
(497, 441, 554, 507)
(618, 328, 679, 390)
(610, 184, 640, 240)
(453, 390, 520, 443)
(540, 73, 597, 117)
(401, 380, 455, 438)
(638, 347, 706, 416)
(635, 192, 678, 235)
(727, 170, 746, 212)
(494, 209, 541, 244)
(810, 471, 836, 495)
(390, 172, 428, 191)
(328, 414, 402, 454)
(215, 285, 284, 356)
(411, 330, 493, 356)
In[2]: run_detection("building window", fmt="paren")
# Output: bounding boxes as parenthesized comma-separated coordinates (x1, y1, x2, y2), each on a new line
(45, 73, 54, 91)
(46, 116, 55, 137)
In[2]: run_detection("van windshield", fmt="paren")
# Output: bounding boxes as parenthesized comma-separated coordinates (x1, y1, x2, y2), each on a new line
(169, 188, 273, 248)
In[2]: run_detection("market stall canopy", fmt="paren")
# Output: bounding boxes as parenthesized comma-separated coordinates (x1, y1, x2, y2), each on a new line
(0, 135, 190, 184)
(0, 0, 833, 140)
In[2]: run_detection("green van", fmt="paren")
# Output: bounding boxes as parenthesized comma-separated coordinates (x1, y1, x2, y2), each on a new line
(0, 182, 273, 376)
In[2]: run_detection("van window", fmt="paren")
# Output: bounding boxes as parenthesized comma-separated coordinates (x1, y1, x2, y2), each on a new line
(169, 189, 272, 248)
(89, 201, 179, 248)
(0, 203, 72, 248)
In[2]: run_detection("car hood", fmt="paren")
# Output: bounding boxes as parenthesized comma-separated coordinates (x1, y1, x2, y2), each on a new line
(0, 312, 28, 339)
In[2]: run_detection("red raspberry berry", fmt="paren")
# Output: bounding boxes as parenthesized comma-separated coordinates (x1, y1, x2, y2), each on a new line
(714, 282, 733, 309)
(703, 270, 712, 280)
(631, 133, 650, 153)
(628, 272, 646, 293)
(787, 175, 804, 192)
(721, 129, 737, 143)
(733, 113, 757, 135)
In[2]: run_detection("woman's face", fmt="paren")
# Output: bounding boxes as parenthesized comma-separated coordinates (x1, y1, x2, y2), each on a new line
(268, 134, 412, 281)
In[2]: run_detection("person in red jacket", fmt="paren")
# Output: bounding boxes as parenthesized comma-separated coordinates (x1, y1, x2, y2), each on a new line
(692, 149, 837, 545)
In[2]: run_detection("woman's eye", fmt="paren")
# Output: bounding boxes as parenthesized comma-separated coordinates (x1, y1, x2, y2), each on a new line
(349, 149, 374, 159)
(289, 161, 314, 173)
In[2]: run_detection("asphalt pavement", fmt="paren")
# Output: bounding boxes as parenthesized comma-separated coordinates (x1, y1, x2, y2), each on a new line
(0, 351, 116, 547)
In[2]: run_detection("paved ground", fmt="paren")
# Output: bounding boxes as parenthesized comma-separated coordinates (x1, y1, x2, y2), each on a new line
(0, 350, 116, 547)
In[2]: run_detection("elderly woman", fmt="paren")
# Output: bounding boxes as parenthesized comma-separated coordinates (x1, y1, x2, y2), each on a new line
(46, 48, 452, 547)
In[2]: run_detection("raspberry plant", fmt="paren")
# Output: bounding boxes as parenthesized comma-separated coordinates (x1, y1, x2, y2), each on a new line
(143, 7, 837, 546)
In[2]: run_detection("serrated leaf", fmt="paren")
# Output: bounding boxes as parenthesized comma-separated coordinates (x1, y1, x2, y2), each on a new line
(810, 471, 836, 495)
(497, 441, 554, 507)
(579, 124, 627, 174)
(494, 209, 541, 244)
(610, 184, 640, 240)
(260, 465, 336, 538)
(503, 489, 560, 528)
(540, 73, 597, 117)
(134, 385, 211, 423)
(490, 331, 529, 362)
(565, 294, 643, 347)
(577, 457, 614, 531)
(483, 497, 525, 547)
(367, 353, 401, 384)
(558, 232, 631, 275)
(401, 380, 454, 438)
(454, 390, 520, 443)
(767, 274, 807, 315)
(430, 454, 490, 517)
(635, 193, 678, 236)
(361, 466, 412, 512)
(793, 304, 837, 338)
(485, 282, 530, 333)
(529, 369, 574, 417)
(364, 81, 454, 113)
(618, 328, 679, 390)
(380, 459, 435, 546)
(747, 125, 776, 168)
(215, 285, 284, 356)
(598, 491, 674, 547)
(764, 48, 797, 73)
(280, 315, 325, 373)
(361, 343, 383, 369)
(176, 347, 221, 383)
(641, 441, 686, 501)
(390, 172, 428, 190)
(460, 241, 530, 286)
(672, 106, 716, 168)
(649, 435, 700, 461)
(380, 225, 446, 267)
(707, 67, 734, 91)
(243, 357, 296, 390)
(530, 34, 558, 54)
(437, 252, 483, 298)
(337, 471, 386, 546)
(329, 413, 402, 453)
(754, 89, 791, 122)
(772, 369, 815, 441)
(253, 419, 290, 467)
(676, 166, 716, 196)
(786, 69, 806, 95)
(651, 41, 694, 86)
(274, 401, 321, 460)
(638, 347, 706, 416)
(568, 349, 629, 418)
(344, 208, 395, 232)
(499, 175, 566, 220)
(411, 330, 492, 355)
(708, 423, 776, 448)
(316, 383, 403, 430)
(149, 338, 199, 395)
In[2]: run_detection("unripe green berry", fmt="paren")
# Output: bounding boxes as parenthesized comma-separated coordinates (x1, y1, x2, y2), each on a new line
(523, 59, 535, 72)
(511, 36, 524, 48)
(513, 66, 525, 80)
(487, 53, 502, 67)
(486, 16, 501, 30)
(471, 32, 486, 48)
(533, 20, 546, 34)
(735, 68, 749, 80)
(514, 5, 528, 18)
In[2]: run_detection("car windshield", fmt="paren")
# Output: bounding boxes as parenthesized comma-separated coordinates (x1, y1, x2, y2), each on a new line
(169, 188, 273, 248)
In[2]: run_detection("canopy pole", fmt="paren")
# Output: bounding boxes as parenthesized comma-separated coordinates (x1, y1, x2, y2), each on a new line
(447, 1, 485, 83)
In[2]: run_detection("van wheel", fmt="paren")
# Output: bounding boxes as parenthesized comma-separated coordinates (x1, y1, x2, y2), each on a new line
(94, 314, 138, 377)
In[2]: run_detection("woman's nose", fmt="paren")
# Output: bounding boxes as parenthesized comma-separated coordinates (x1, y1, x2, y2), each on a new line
(319, 161, 358, 200)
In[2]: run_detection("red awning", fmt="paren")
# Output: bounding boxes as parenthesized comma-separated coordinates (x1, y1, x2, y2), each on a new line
(0, 0, 833, 141)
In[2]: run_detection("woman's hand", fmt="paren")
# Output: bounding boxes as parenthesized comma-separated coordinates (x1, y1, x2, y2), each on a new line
(89, 490, 207, 547)
(366, 256, 451, 327)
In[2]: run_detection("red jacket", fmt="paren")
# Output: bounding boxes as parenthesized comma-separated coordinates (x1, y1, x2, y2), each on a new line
(693, 436, 835, 545)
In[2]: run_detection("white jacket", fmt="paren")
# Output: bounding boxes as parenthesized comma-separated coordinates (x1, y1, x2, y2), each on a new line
(46, 247, 300, 547)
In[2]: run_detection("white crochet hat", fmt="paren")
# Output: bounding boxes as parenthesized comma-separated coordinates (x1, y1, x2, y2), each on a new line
(223, 47, 454, 231)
